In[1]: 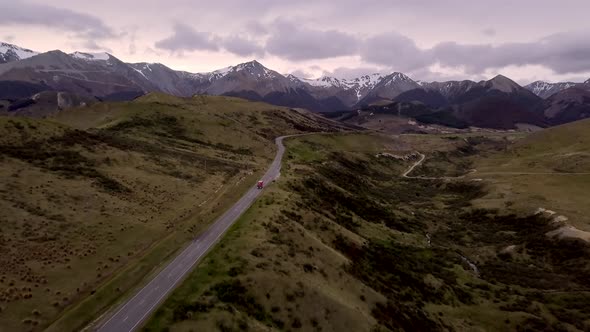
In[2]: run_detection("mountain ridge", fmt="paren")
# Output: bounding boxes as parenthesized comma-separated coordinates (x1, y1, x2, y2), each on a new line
(0, 42, 39, 64)
(525, 80, 580, 99)
(1, 41, 590, 127)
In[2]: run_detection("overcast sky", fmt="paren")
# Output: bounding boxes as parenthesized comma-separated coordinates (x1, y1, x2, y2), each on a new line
(1, 0, 590, 84)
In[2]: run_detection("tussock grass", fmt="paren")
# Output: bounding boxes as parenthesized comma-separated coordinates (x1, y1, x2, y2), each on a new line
(0, 94, 347, 331)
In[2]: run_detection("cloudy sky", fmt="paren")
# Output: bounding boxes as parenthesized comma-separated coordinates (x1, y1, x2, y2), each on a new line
(1, 0, 590, 84)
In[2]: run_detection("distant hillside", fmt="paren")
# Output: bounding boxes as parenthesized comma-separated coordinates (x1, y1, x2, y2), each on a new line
(514, 117, 590, 156)
(542, 87, 590, 125)
(0, 91, 98, 117)
(524, 81, 579, 99)
(0, 80, 51, 100)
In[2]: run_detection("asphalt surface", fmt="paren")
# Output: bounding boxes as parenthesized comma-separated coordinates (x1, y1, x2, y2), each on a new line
(97, 135, 290, 332)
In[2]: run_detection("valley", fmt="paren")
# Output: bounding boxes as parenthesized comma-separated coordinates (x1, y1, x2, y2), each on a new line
(2, 2, 590, 331)
(0, 91, 589, 331)
(140, 124, 590, 331)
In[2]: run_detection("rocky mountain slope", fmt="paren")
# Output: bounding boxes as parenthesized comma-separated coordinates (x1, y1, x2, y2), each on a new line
(542, 87, 590, 125)
(524, 81, 578, 99)
(334, 75, 548, 130)
(0, 50, 151, 98)
(0, 42, 38, 64)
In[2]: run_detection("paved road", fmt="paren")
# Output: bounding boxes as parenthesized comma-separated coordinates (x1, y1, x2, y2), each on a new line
(97, 135, 290, 332)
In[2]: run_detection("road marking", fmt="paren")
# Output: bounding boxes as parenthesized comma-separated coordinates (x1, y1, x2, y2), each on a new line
(97, 242, 196, 330)
(123, 316, 128, 322)
(127, 249, 210, 332)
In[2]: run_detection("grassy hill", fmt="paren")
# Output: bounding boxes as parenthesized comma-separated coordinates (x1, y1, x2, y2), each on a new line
(0, 94, 348, 331)
(145, 131, 590, 331)
(473, 118, 590, 232)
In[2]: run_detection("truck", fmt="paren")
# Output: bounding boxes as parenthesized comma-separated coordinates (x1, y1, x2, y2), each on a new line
(257, 180, 264, 189)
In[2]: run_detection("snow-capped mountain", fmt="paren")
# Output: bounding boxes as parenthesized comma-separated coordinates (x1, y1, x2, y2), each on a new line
(70, 51, 111, 62)
(302, 73, 385, 100)
(525, 81, 578, 99)
(181, 60, 347, 111)
(199, 60, 300, 96)
(357, 72, 421, 106)
(302, 73, 383, 90)
(2, 41, 590, 121)
(0, 49, 155, 99)
(299, 73, 387, 107)
(302, 76, 347, 88)
(0, 42, 39, 64)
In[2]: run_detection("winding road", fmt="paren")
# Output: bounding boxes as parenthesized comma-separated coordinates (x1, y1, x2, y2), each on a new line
(402, 152, 479, 180)
(401, 152, 590, 180)
(96, 135, 290, 332)
(401, 152, 426, 178)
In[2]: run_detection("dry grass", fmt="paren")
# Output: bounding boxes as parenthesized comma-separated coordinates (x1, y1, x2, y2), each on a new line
(145, 130, 590, 332)
(471, 119, 590, 232)
(0, 94, 347, 331)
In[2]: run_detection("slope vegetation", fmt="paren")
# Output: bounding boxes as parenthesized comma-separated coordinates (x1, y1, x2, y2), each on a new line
(0, 94, 347, 331)
(145, 132, 590, 331)
(473, 118, 590, 231)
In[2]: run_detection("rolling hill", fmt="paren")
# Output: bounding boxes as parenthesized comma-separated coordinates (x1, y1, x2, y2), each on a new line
(0, 94, 349, 331)
(144, 129, 590, 331)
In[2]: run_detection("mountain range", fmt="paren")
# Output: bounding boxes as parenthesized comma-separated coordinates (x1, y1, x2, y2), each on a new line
(1, 42, 590, 128)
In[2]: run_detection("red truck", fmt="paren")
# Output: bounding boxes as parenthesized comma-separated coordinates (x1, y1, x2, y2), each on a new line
(257, 181, 264, 189)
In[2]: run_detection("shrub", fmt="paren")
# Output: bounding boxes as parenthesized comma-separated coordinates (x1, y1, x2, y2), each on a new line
(292, 317, 302, 328)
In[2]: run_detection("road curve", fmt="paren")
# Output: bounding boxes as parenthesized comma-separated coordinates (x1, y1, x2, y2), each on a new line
(96, 135, 291, 332)
(401, 152, 426, 178)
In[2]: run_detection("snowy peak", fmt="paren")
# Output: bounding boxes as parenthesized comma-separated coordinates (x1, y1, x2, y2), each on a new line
(199, 60, 281, 82)
(129, 62, 157, 80)
(350, 73, 385, 88)
(300, 72, 418, 104)
(379, 72, 414, 85)
(525, 80, 579, 99)
(70, 51, 111, 61)
(302, 76, 345, 88)
(0, 42, 39, 63)
(285, 74, 302, 82)
(302, 73, 385, 90)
